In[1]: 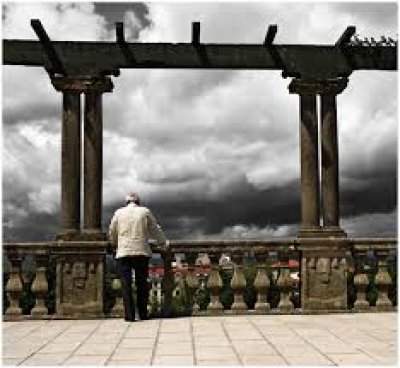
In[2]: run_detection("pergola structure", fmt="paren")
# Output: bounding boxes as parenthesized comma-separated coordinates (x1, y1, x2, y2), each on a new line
(3, 20, 397, 317)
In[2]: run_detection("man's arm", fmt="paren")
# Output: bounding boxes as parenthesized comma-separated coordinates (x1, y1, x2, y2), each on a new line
(146, 211, 167, 246)
(108, 212, 118, 249)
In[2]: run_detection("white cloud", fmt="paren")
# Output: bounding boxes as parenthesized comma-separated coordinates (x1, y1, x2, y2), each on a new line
(123, 10, 143, 40)
(3, 121, 61, 214)
(341, 210, 397, 237)
(215, 223, 298, 239)
(3, 3, 108, 41)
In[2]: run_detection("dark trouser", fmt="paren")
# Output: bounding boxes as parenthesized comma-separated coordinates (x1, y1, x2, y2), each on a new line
(116, 255, 150, 321)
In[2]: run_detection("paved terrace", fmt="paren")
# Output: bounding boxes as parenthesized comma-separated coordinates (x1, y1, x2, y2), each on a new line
(2, 313, 397, 366)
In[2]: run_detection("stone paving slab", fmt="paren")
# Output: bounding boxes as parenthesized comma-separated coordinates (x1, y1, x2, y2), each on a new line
(110, 347, 153, 361)
(63, 355, 109, 366)
(2, 312, 397, 366)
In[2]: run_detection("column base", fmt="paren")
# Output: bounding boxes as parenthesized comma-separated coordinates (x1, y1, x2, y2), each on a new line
(320, 226, 347, 238)
(300, 246, 348, 311)
(298, 227, 323, 238)
(55, 247, 105, 318)
(55, 230, 82, 241)
(55, 230, 106, 241)
(81, 229, 107, 241)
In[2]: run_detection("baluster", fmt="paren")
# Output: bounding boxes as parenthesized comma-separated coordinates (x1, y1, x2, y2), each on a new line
(374, 250, 393, 311)
(185, 252, 200, 315)
(110, 275, 124, 317)
(5, 249, 23, 317)
(230, 251, 247, 313)
(353, 249, 370, 310)
(207, 252, 223, 314)
(161, 249, 174, 317)
(157, 279, 162, 308)
(149, 278, 158, 314)
(31, 250, 49, 317)
(254, 252, 270, 313)
(197, 272, 208, 311)
(277, 248, 294, 312)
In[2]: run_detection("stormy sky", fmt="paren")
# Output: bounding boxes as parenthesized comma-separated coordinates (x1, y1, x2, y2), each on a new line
(2, 2, 398, 242)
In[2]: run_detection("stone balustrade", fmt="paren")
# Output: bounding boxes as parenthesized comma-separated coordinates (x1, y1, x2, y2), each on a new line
(145, 240, 301, 316)
(2, 238, 396, 320)
(350, 239, 397, 312)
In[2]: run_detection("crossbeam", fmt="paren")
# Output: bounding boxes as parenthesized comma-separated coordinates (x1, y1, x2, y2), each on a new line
(335, 26, 356, 48)
(30, 19, 65, 75)
(3, 39, 397, 79)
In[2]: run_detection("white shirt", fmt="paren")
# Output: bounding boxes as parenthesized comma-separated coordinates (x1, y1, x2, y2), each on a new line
(109, 203, 167, 258)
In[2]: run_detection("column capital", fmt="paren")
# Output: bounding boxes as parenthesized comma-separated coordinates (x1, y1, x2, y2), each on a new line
(51, 76, 113, 93)
(289, 78, 348, 96)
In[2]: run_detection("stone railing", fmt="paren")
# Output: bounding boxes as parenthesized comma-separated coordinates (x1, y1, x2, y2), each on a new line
(349, 238, 397, 312)
(3, 241, 108, 320)
(2, 237, 397, 320)
(147, 239, 300, 317)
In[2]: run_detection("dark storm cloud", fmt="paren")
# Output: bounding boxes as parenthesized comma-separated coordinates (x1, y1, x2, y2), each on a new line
(94, 2, 150, 37)
(3, 160, 397, 242)
(342, 211, 397, 238)
(102, 178, 302, 240)
(3, 211, 60, 242)
(100, 163, 396, 240)
(341, 167, 397, 218)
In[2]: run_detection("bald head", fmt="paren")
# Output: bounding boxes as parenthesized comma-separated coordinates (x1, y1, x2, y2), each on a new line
(125, 192, 140, 205)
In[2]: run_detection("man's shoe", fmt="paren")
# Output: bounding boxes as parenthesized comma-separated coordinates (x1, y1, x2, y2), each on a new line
(139, 314, 149, 321)
(124, 317, 135, 322)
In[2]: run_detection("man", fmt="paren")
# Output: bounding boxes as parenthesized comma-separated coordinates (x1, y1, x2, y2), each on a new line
(109, 192, 168, 322)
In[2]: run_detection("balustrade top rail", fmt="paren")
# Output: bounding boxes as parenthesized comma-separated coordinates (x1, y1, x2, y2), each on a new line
(3, 237, 396, 256)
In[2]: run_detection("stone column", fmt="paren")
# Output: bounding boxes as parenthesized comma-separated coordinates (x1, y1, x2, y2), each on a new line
(289, 80, 320, 236)
(52, 76, 113, 240)
(320, 78, 347, 236)
(52, 77, 82, 237)
(83, 78, 113, 238)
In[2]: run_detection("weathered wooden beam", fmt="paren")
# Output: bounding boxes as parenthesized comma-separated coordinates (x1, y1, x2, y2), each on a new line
(3, 39, 397, 79)
(335, 26, 356, 47)
(264, 25, 277, 45)
(30, 19, 65, 75)
(262, 25, 294, 78)
(115, 22, 136, 68)
(116, 22, 125, 44)
(192, 22, 201, 45)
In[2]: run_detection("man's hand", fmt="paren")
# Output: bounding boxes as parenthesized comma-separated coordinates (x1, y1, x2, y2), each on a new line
(163, 240, 170, 252)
